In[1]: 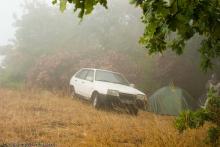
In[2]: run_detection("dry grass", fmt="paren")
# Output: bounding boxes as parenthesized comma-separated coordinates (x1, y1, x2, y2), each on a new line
(0, 89, 211, 147)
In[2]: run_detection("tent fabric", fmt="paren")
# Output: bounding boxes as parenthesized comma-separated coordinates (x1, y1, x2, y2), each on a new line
(148, 86, 197, 116)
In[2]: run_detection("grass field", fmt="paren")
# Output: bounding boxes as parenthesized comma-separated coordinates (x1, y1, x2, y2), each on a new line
(0, 89, 211, 147)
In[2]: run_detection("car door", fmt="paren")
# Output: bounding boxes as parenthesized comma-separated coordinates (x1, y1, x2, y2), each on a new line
(81, 70, 95, 99)
(74, 69, 88, 95)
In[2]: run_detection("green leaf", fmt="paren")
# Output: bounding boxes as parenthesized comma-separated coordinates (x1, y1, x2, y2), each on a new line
(60, 0, 67, 12)
(85, 0, 94, 14)
(52, 0, 57, 5)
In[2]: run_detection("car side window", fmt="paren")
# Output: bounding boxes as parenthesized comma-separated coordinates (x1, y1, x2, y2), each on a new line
(85, 70, 94, 82)
(75, 69, 88, 79)
(75, 70, 83, 78)
(79, 70, 88, 79)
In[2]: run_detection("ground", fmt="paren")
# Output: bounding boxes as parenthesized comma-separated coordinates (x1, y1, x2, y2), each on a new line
(0, 89, 211, 147)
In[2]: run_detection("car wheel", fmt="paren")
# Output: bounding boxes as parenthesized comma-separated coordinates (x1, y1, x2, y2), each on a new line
(70, 86, 76, 99)
(127, 105, 138, 116)
(92, 92, 101, 109)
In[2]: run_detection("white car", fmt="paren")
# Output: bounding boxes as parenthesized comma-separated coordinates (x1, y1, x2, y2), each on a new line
(69, 68, 147, 115)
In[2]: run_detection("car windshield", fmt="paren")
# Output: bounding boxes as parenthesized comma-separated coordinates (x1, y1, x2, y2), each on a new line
(95, 70, 129, 85)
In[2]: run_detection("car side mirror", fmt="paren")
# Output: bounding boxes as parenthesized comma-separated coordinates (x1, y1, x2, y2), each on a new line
(129, 83, 135, 88)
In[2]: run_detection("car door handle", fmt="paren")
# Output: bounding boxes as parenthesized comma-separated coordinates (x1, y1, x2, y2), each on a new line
(74, 79, 77, 82)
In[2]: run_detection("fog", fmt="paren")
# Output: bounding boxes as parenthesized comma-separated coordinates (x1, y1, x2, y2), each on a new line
(0, 0, 52, 45)
(0, 0, 219, 100)
(0, 1, 219, 146)
(0, 0, 22, 45)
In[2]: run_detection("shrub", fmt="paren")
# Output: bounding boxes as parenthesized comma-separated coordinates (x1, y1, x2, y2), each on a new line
(26, 50, 143, 93)
(175, 88, 220, 146)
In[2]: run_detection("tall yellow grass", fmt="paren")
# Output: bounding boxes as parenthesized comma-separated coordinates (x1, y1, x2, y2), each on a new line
(0, 89, 210, 147)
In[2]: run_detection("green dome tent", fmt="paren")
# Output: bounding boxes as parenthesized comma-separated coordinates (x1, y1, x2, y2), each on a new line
(148, 86, 197, 116)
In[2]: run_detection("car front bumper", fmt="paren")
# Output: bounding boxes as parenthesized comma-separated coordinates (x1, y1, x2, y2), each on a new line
(99, 93, 145, 108)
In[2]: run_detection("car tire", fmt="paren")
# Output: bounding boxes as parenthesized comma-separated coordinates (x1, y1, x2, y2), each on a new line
(127, 105, 138, 116)
(70, 86, 76, 99)
(92, 92, 102, 109)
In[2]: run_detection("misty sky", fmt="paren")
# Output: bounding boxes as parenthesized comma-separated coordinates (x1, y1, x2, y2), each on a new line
(0, 0, 23, 45)
(0, 0, 52, 46)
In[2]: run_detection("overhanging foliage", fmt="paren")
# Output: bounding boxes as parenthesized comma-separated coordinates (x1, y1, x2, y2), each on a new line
(52, 0, 220, 71)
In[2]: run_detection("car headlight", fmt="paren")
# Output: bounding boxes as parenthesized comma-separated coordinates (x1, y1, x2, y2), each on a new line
(107, 89, 119, 97)
(137, 94, 147, 100)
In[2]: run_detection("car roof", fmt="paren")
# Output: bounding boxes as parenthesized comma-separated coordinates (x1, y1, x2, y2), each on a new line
(80, 68, 120, 74)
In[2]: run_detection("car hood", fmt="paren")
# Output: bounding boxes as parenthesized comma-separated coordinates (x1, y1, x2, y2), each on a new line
(94, 81, 145, 95)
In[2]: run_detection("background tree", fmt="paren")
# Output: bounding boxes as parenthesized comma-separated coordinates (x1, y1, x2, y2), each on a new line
(0, 1, 152, 91)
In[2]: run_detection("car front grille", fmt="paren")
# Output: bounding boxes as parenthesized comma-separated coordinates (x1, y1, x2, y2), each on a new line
(119, 93, 136, 101)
